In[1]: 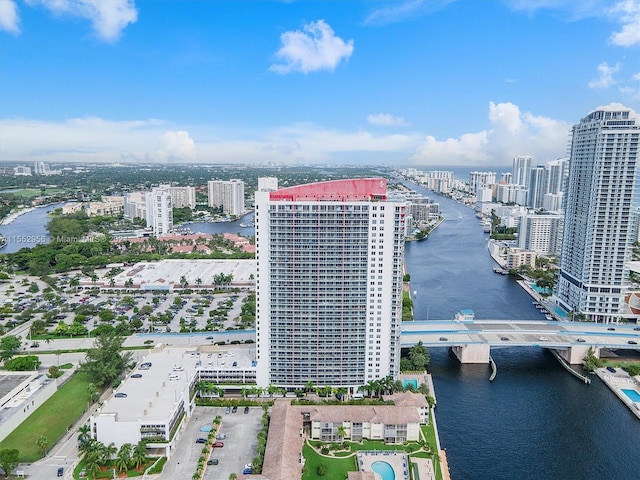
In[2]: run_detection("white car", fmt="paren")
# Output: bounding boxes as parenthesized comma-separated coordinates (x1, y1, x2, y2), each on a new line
(539, 337, 549, 341)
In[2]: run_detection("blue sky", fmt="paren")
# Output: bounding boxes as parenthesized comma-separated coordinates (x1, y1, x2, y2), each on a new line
(0, 0, 639, 167)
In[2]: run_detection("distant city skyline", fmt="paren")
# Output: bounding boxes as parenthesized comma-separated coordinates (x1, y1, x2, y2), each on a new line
(1, 0, 639, 166)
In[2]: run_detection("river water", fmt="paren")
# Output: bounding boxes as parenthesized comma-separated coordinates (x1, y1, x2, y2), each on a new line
(405, 182, 640, 480)
(3, 192, 640, 479)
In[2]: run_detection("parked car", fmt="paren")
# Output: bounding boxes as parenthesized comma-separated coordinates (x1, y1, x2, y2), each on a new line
(628, 340, 638, 345)
(216, 433, 227, 440)
(606, 366, 616, 373)
(195, 438, 207, 444)
(212, 441, 224, 448)
(577, 338, 586, 342)
(607, 327, 615, 331)
(131, 373, 142, 378)
(57, 467, 64, 477)
(500, 336, 509, 341)
(439, 337, 448, 341)
(114, 392, 127, 398)
(207, 459, 219, 465)
(232, 406, 238, 414)
(243, 467, 252, 474)
(225, 406, 231, 414)
(634, 327, 640, 331)
(244, 406, 249, 414)
(539, 337, 549, 341)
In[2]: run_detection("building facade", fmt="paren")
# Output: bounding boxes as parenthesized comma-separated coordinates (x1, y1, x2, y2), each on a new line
(255, 179, 406, 391)
(207, 179, 245, 216)
(556, 104, 640, 322)
(146, 187, 173, 236)
(168, 186, 196, 209)
(518, 213, 564, 257)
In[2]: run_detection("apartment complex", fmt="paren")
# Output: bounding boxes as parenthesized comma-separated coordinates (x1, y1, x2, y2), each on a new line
(146, 187, 173, 236)
(556, 104, 640, 323)
(207, 179, 245, 216)
(517, 213, 563, 257)
(254, 178, 406, 391)
(168, 186, 196, 209)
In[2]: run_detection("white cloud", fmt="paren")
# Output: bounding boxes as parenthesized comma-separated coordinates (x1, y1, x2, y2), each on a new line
(410, 101, 572, 165)
(364, 0, 455, 26)
(155, 131, 196, 163)
(608, 0, 640, 46)
(589, 62, 621, 88)
(25, 0, 137, 42)
(270, 19, 354, 74)
(0, 0, 20, 34)
(503, 0, 640, 47)
(367, 113, 409, 126)
(0, 117, 421, 165)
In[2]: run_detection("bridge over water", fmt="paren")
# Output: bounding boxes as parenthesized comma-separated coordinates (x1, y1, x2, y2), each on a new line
(400, 320, 640, 364)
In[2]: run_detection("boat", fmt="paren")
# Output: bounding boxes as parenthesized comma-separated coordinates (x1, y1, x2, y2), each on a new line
(239, 223, 248, 228)
(493, 266, 509, 275)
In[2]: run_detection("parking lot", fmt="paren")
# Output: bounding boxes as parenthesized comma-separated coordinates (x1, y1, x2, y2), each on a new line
(159, 405, 264, 479)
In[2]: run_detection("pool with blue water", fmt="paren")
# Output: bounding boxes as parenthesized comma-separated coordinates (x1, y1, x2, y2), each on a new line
(372, 461, 395, 480)
(622, 389, 640, 402)
(403, 379, 418, 389)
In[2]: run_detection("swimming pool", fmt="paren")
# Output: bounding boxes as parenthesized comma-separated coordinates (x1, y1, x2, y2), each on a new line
(403, 379, 418, 390)
(372, 461, 395, 480)
(622, 389, 640, 402)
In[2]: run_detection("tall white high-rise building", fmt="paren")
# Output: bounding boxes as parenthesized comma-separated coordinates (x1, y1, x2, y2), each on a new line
(255, 179, 406, 391)
(527, 165, 547, 209)
(556, 104, 640, 323)
(468, 171, 496, 194)
(145, 187, 173, 236)
(512, 155, 532, 187)
(168, 186, 196, 209)
(518, 214, 564, 257)
(207, 179, 245, 216)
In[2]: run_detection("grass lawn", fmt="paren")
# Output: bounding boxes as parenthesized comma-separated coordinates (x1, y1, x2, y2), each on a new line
(3, 188, 64, 198)
(302, 442, 356, 480)
(0, 372, 92, 462)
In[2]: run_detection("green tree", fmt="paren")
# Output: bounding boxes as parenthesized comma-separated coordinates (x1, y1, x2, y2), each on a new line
(0, 448, 19, 479)
(408, 341, 430, 370)
(583, 347, 604, 372)
(116, 443, 133, 473)
(0, 335, 21, 362)
(4, 355, 40, 371)
(78, 424, 92, 447)
(35, 435, 49, 458)
(0, 448, 20, 478)
(80, 332, 132, 388)
(131, 441, 148, 470)
(28, 281, 40, 293)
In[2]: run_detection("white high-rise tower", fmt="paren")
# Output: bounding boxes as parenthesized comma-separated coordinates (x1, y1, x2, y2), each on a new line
(556, 104, 640, 323)
(255, 179, 406, 391)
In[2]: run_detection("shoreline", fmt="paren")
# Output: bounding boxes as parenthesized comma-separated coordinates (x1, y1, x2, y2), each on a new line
(0, 206, 39, 226)
(593, 368, 640, 420)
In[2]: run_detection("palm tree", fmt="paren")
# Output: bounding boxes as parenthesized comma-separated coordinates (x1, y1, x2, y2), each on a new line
(116, 443, 133, 473)
(35, 434, 49, 457)
(304, 380, 315, 394)
(131, 441, 148, 470)
(83, 450, 103, 480)
(337, 425, 347, 441)
(99, 442, 117, 464)
(408, 341, 430, 370)
(78, 424, 91, 446)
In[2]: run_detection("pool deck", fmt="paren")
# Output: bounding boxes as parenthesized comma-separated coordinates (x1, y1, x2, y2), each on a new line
(411, 458, 436, 480)
(594, 367, 640, 420)
(357, 451, 409, 480)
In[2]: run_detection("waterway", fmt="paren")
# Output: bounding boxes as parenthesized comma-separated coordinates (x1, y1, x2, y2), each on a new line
(0, 202, 65, 253)
(3, 188, 640, 478)
(404, 182, 640, 480)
